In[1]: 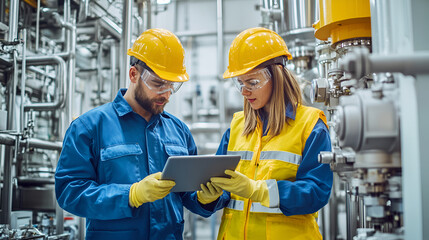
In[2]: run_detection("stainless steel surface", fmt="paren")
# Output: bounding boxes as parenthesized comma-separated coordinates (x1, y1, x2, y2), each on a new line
(217, 0, 226, 133)
(120, 0, 133, 88)
(284, 0, 318, 33)
(67, 15, 77, 127)
(339, 48, 429, 79)
(261, 0, 284, 32)
(0, 110, 6, 130)
(23, 55, 67, 111)
(19, 29, 26, 133)
(100, 16, 122, 39)
(10, 211, 32, 229)
(1, 49, 20, 224)
(17, 186, 56, 211)
(36, 0, 40, 52)
(146, 0, 152, 29)
(0, 0, 5, 23)
(20, 138, 62, 151)
(78, 0, 89, 23)
(334, 90, 399, 152)
(7, 0, 19, 42)
(370, 0, 413, 55)
(97, 43, 103, 103)
(79, 217, 85, 240)
(8, 50, 18, 131)
(1, 134, 18, 224)
(137, 2, 144, 33)
(56, 202, 64, 235)
(0, 133, 62, 151)
(110, 40, 118, 101)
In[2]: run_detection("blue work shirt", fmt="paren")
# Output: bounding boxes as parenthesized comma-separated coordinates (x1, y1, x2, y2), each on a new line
(55, 89, 226, 240)
(216, 104, 333, 216)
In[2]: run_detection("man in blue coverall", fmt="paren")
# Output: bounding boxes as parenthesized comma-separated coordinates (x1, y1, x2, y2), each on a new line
(55, 29, 227, 240)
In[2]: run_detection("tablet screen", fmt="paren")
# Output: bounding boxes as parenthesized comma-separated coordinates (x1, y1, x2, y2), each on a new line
(161, 155, 240, 192)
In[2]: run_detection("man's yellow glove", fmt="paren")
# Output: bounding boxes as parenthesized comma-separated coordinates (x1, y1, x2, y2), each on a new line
(211, 170, 270, 207)
(129, 172, 175, 208)
(197, 182, 223, 205)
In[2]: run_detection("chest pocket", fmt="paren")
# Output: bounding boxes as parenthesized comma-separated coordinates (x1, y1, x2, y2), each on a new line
(164, 144, 188, 157)
(100, 143, 142, 184)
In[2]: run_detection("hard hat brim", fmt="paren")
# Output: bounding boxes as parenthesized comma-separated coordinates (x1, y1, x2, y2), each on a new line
(223, 53, 292, 79)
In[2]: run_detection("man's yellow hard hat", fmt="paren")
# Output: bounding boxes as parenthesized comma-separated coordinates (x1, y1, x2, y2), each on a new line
(127, 28, 189, 82)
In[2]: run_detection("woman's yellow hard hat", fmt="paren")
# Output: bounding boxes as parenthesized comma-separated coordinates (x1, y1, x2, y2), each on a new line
(224, 27, 292, 79)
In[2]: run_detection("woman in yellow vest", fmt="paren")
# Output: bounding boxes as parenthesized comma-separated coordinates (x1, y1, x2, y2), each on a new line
(208, 27, 333, 239)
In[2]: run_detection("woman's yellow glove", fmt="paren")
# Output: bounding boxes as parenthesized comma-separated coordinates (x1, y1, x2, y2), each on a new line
(197, 182, 223, 205)
(129, 172, 176, 208)
(211, 170, 270, 207)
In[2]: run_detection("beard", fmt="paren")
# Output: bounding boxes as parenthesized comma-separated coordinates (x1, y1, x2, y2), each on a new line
(134, 80, 169, 115)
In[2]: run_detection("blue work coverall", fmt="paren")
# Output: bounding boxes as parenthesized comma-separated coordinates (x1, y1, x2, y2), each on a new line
(55, 89, 227, 240)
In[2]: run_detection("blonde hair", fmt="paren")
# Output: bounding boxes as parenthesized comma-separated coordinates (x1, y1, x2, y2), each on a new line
(242, 64, 302, 139)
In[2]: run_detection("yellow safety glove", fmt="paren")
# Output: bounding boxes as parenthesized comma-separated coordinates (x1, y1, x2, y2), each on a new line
(211, 170, 270, 207)
(129, 172, 176, 208)
(197, 182, 223, 205)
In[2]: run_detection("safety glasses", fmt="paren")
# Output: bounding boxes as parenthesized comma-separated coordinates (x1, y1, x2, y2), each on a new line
(232, 68, 271, 93)
(140, 68, 183, 95)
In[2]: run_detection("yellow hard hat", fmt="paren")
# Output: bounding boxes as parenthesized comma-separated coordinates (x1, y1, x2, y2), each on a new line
(127, 28, 189, 82)
(223, 27, 292, 79)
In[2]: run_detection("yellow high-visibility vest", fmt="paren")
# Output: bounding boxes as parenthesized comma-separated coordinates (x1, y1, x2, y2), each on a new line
(218, 105, 327, 240)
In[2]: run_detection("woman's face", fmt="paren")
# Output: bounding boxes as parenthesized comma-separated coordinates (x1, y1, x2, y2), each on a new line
(237, 68, 273, 111)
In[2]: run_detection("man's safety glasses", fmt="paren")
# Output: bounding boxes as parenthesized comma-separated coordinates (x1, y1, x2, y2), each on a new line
(232, 68, 271, 93)
(140, 69, 183, 95)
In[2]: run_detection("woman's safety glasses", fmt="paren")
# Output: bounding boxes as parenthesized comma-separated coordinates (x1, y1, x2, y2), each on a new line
(232, 68, 271, 93)
(140, 69, 183, 95)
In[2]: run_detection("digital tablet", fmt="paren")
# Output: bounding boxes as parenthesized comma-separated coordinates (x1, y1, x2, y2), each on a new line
(160, 155, 241, 192)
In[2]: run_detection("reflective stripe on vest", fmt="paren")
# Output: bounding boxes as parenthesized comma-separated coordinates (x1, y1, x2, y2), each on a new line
(227, 150, 253, 161)
(259, 150, 302, 164)
(226, 199, 283, 214)
(228, 150, 301, 164)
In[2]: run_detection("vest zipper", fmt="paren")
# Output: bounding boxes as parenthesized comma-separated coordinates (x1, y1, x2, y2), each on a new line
(243, 123, 263, 239)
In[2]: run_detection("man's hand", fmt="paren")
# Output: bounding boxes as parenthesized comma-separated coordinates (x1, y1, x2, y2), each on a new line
(197, 182, 223, 205)
(129, 172, 175, 208)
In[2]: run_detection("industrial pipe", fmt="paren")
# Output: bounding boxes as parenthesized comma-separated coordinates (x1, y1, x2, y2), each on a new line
(217, 0, 226, 132)
(146, 0, 152, 29)
(0, 0, 5, 23)
(107, 40, 117, 100)
(8, 50, 18, 130)
(7, 0, 19, 42)
(100, 16, 122, 39)
(214, 1, 225, 239)
(339, 48, 429, 78)
(1, 49, 19, 225)
(138, 2, 145, 33)
(120, 0, 133, 88)
(35, 0, 40, 52)
(23, 55, 67, 111)
(20, 29, 27, 133)
(0, 133, 63, 151)
(97, 42, 103, 103)
(67, 16, 76, 123)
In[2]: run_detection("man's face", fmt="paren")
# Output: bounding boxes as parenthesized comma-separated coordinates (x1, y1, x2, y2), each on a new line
(134, 75, 170, 115)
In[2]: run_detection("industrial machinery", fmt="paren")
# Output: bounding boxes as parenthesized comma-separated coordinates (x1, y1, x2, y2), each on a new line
(261, 0, 429, 239)
(0, 0, 130, 239)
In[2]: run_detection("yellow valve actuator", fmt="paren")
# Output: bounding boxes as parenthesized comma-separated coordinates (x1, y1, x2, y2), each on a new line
(313, 0, 371, 45)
